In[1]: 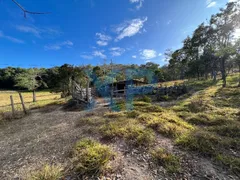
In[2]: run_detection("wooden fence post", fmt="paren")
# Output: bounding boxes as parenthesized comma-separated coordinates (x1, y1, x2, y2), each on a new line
(18, 92, 27, 114)
(10, 95, 15, 116)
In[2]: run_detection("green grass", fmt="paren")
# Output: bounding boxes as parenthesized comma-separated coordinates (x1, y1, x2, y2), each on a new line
(150, 148, 181, 173)
(26, 164, 63, 180)
(99, 117, 156, 147)
(72, 138, 115, 175)
(216, 154, 240, 174)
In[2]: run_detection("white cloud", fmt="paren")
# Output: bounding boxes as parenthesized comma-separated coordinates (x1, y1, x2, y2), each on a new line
(0, 31, 24, 44)
(115, 17, 147, 41)
(96, 33, 111, 46)
(206, 0, 217, 8)
(97, 41, 108, 46)
(159, 53, 162, 56)
(44, 40, 73, 51)
(16, 25, 61, 38)
(132, 55, 137, 58)
(129, 0, 144, 10)
(140, 49, 157, 60)
(93, 50, 106, 59)
(109, 47, 125, 56)
(80, 54, 93, 59)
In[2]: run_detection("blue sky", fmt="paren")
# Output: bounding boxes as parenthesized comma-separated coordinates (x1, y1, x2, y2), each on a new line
(0, 0, 233, 68)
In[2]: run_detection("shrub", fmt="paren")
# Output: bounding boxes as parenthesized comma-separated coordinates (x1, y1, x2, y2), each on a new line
(151, 148, 181, 173)
(26, 165, 63, 180)
(72, 138, 115, 175)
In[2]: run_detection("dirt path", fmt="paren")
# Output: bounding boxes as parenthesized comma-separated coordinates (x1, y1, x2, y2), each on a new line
(0, 106, 97, 179)
(0, 104, 238, 180)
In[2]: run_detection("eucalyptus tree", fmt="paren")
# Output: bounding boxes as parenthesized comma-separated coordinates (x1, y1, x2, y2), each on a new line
(209, 2, 240, 87)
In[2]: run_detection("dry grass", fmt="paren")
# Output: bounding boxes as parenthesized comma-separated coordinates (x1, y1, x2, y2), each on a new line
(0, 90, 64, 113)
(26, 164, 63, 180)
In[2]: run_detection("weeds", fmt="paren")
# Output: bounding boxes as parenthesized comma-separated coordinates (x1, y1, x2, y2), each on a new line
(216, 154, 240, 174)
(151, 148, 181, 173)
(26, 164, 63, 180)
(99, 118, 156, 147)
(72, 138, 115, 175)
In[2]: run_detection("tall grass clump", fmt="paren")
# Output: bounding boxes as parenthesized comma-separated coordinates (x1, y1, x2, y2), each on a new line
(72, 138, 115, 175)
(26, 164, 63, 180)
(151, 148, 181, 173)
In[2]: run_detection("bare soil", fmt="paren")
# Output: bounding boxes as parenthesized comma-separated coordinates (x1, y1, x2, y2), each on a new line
(0, 104, 238, 180)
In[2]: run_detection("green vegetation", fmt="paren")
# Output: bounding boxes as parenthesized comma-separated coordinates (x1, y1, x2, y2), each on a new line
(150, 148, 181, 173)
(100, 117, 156, 147)
(26, 164, 63, 180)
(216, 154, 240, 174)
(72, 138, 115, 175)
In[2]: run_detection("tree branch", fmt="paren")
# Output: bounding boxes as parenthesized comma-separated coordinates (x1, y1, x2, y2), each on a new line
(12, 0, 51, 18)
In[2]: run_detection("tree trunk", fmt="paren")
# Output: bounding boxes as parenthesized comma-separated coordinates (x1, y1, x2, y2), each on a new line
(221, 58, 226, 87)
(33, 90, 36, 102)
(238, 64, 240, 87)
(213, 70, 217, 82)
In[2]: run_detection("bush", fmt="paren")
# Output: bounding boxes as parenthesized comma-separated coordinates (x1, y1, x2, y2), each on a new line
(72, 138, 115, 175)
(151, 148, 181, 173)
(26, 165, 63, 180)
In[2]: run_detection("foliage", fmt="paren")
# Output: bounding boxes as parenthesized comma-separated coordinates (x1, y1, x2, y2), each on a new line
(14, 68, 47, 91)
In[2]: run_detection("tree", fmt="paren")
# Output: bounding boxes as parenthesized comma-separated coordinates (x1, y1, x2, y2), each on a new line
(15, 68, 47, 102)
(210, 2, 240, 87)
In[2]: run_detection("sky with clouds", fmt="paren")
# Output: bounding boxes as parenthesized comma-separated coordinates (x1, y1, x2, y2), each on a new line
(0, 0, 237, 68)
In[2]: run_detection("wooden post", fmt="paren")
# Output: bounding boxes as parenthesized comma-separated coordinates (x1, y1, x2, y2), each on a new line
(10, 95, 15, 116)
(19, 92, 27, 114)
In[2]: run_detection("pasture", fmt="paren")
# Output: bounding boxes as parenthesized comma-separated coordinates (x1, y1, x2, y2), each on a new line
(0, 90, 63, 113)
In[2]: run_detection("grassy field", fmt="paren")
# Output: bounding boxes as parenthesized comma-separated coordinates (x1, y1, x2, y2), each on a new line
(0, 90, 64, 113)
(72, 73, 240, 177)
